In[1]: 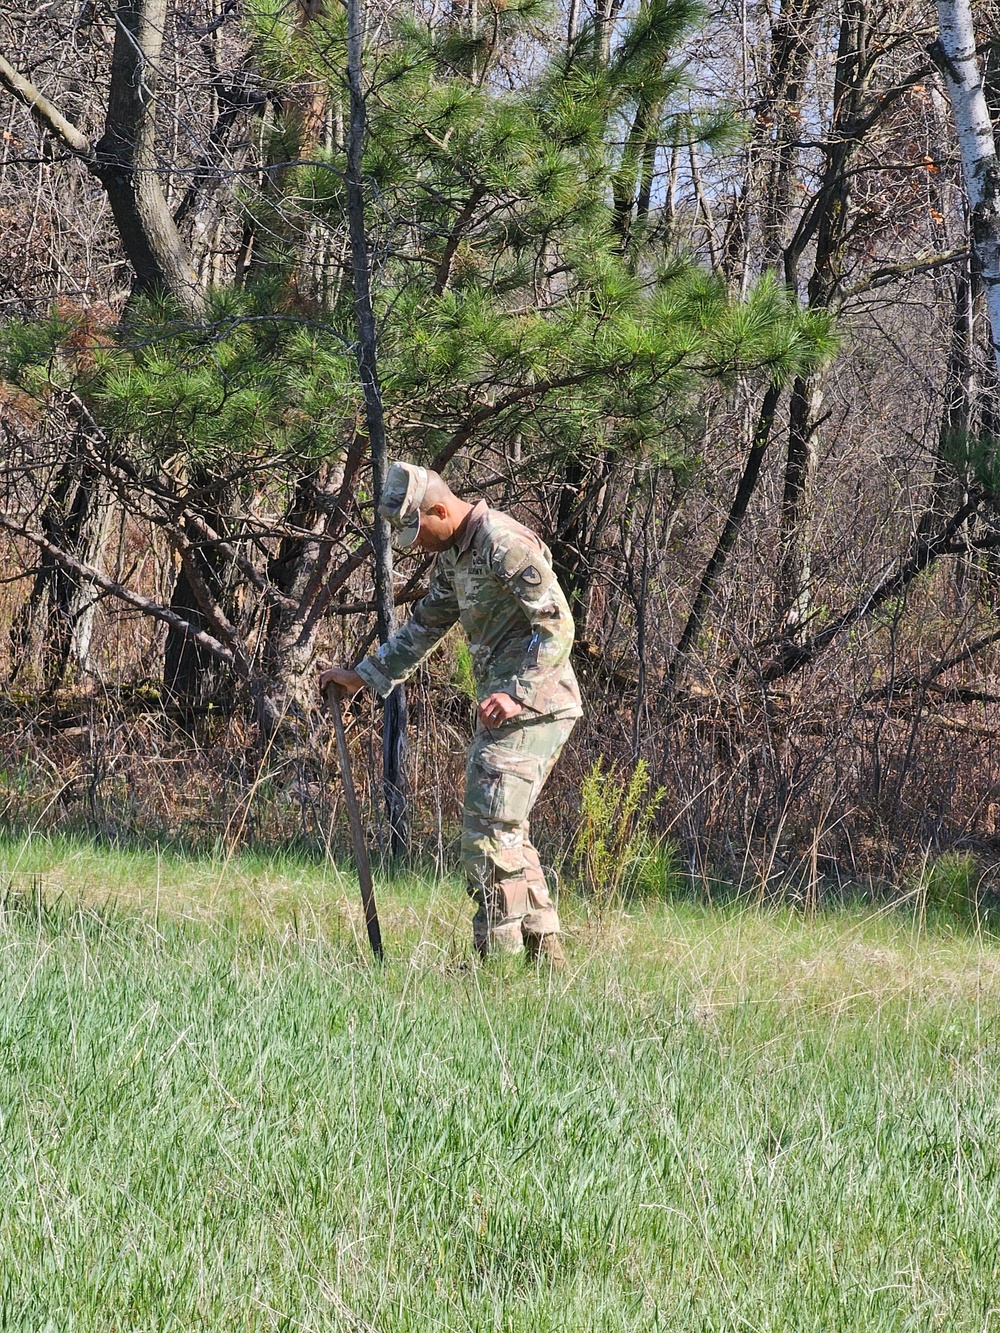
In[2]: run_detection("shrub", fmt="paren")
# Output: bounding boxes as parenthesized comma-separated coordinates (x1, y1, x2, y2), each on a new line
(573, 758, 667, 916)
(915, 850, 980, 921)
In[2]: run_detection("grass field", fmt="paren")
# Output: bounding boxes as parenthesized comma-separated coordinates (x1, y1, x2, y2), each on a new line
(1, 834, 999, 1331)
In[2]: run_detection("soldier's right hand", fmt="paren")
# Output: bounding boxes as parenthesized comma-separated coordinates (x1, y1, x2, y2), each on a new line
(319, 666, 366, 700)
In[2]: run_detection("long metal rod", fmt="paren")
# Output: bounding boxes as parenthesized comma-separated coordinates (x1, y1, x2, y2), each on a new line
(327, 689, 384, 962)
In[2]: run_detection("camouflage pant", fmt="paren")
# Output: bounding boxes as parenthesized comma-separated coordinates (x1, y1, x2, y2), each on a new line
(462, 713, 577, 955)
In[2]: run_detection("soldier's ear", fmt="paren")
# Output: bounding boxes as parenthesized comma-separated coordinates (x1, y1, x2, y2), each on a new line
(427, 502, 448, 519)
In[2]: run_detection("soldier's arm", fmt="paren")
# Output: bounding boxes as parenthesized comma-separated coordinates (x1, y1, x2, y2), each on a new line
(487, 538, 574, 711)
(354, 557, 460, 697)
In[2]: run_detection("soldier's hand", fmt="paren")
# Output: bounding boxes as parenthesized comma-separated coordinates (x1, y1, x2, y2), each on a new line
(478, 691, 523, 727)
(319, 666, 365, 701)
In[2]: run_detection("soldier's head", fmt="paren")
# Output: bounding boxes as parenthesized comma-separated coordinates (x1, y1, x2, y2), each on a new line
(379, 462, 473, 553)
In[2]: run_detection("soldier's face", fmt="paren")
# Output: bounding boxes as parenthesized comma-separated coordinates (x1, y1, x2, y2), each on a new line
(412, 504, 455, 553)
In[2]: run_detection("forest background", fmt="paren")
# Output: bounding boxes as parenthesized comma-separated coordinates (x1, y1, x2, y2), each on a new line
(1, 0, 999, 901)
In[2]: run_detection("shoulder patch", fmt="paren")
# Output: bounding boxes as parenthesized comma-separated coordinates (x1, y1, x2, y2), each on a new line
(485, 519, 555, 595)
(492, 539, 536, 581)
(490, 539, 555, 600)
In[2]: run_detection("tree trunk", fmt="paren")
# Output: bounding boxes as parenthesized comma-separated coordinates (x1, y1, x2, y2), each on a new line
(346, 0, 408, 858)
(93, 0, 204, 312)
(920, 260, 975, 540)
(242, 0, 336, 309)
(261, 461, 348, 720)
(162, 479, 238, 716)
(720, 0, 822, 288)
(933, 0, 1000, 384)
(759, 0, 823, 273)
(776, 372, 823, 631)
(162, 559, 229, 713)
(1, 2, 203, 311)
(1, 0, 204, 703)
(776, 0, 869, 634)
(594, 0, 625, 65)
(551, 458, 588, 616)
(9, 453, 113, 689)
(550, 455, 620, 639)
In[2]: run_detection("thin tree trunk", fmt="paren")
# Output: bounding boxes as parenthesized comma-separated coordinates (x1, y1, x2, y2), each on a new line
(759, 0, 823, 273)
(665, 381, 783, 692)
(918, 261, 975, 552)
(594, 0, 625, 64)
(567, 0, 581, 48)
(346, 0, 408, 858)
(720, 0, 822, 289)
(628, 467, 659, 759)
(776, 0, 869, 634)
(776, 372, 823, 630)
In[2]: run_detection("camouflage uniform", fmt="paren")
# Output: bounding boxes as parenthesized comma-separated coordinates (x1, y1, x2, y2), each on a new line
(355, 498, 582, 954)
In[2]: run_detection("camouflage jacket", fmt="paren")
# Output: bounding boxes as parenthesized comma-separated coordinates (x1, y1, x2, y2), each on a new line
(355, 501, 583, 719)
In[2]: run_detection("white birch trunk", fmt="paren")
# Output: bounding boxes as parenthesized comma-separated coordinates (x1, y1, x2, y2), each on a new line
(934, 0, 1000, 382)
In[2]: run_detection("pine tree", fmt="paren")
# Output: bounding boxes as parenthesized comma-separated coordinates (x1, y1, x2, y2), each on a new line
(0, 0, 834, 726)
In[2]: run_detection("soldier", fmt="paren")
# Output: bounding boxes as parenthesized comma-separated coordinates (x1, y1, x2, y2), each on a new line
(320, 462, 583, 965)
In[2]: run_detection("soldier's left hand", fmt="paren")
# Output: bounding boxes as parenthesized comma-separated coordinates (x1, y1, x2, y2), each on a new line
(478, 692, 523, 727)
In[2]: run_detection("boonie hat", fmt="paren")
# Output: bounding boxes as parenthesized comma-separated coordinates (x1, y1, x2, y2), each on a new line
(379, 462, 428, 549)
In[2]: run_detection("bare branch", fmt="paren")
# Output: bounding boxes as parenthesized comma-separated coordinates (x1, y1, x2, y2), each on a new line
(859, 625, 1000, 702)
(0, 52, 93, 158)
(760, 495, 983, 682)
(0, 509, 239, 673)
(845, 249, 969, 298)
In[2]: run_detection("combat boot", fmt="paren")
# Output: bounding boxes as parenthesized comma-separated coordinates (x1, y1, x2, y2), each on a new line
(474, 919, 524, 959)
(524, 932, 566, 968)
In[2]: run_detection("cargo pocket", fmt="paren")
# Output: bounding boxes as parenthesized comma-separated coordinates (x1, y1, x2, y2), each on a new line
(466, 736, 543, 825)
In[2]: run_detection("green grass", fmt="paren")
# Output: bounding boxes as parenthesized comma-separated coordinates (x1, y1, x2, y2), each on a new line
(0, 834, 999, 1330)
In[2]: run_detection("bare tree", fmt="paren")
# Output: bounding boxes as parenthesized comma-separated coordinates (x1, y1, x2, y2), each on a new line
(0, 0, 202, 312)
(345, 0, 407, 856)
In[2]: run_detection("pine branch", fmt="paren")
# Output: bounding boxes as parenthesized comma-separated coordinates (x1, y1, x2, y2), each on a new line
(430, 370, 598, 473)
